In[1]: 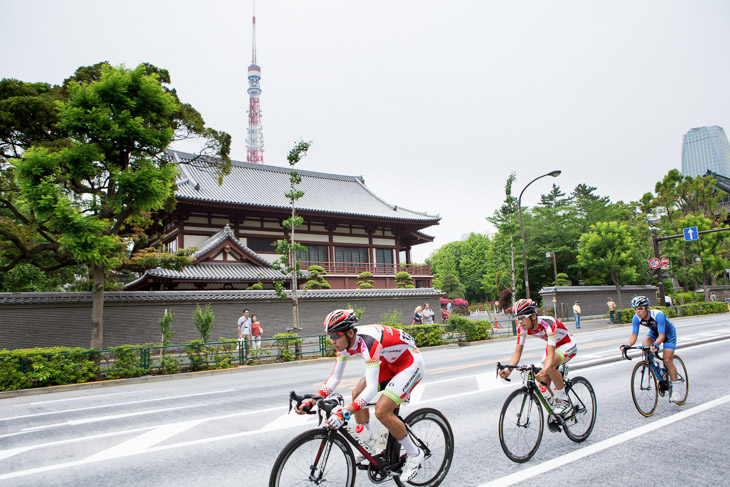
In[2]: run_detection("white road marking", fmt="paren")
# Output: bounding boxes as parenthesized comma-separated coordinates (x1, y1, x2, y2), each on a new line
(476, 373, 510, 392)
(15, 391, 134, 406)
(409, 382, 426, 404)
(85, 419, 206, 462)
(479, 394, 730, 487)
(20, 404, 200, 432)
(0, 389, 234, 421)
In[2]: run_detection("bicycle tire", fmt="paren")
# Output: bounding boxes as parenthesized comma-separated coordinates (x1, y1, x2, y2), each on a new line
(498, 388, 544, 463)
(562, 376, 597, 442)
(393, 408, 454, 487)
(671, 355, 689, 405)
(269, 429, 356, 487)
(631, 361, 658, 417)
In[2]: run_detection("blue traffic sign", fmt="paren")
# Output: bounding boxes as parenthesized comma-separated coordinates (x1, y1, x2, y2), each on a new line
(683, 227, 699, 241)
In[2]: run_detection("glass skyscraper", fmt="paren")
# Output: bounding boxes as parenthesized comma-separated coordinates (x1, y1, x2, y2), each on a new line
(681, 125, 730, 178)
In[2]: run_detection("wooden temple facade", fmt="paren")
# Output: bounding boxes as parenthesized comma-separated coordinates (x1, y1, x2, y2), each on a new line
(126, 151, 440, 291)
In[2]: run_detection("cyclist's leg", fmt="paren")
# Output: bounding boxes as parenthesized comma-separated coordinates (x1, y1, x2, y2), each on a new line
(376, 351, 424, 447)
(662, 344, 677, 381)
(642, 331, 657, 347)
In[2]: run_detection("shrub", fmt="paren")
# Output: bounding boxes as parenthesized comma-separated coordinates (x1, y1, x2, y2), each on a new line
(357, 271, 375, 289)
(448, 314, 492, 341)
(401, 324, 446, 347)
(395, 271, 414, 289)
(106, 345, 149, 379)
(379, 308, 403, 328)
(304, 265, 331, 289)
(185, 340, 209, 371)
(273, 333, 302, 362)
(0, 347, 99, 390)
(193, 303, 215, 342)
(247, 282, 264, 290)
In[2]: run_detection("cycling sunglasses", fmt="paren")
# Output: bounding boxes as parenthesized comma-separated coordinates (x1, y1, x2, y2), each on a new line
(328, 332, 346, 339)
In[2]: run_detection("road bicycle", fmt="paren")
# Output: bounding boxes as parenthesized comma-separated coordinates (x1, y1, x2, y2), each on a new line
(495, 362, 597, 463)
(269, 391, 454, 487)
(621, 345, 688, 417)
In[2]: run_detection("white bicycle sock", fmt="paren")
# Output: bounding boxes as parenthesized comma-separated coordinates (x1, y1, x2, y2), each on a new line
(398, 435, 419, 456)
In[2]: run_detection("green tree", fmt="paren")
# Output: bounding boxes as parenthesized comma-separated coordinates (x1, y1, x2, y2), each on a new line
(193, 303, 215, 342)
(357, 271, 375, 289)
(395, 271, 414, 289)
(577, 221, 639, 305)
(6, 63, 231, 349)
(273, 140, 312, 341)
(459, 233, 490, 302)
(303, 264, 332, 289)
(440, 273, 466, 299)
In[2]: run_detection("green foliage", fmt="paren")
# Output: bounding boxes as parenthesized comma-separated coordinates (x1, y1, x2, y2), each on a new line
(303, 264, 331, 289)
(357, 271, 375, 289)
(159, 309, 174, 348)
(184, 340, 208, 371)
(616, 302, 727, 323)
(1, 62, 231, 348)
(379, 308, 402, 328)
(273, 333, 302, 362)
(247, 282, 264, 290)
(674, 291, 699, 304)
(0, 347, 98, 390)
(400, 324, 446, 347)
(448, 314, 492, 341)
(439, 273, 466, 299)
(556, 273, 571, 286)
(193, 303, 215, 342)
(395, 271, 414, 289)
(346, 303, 366, 321)
(106, 345, 149, 379)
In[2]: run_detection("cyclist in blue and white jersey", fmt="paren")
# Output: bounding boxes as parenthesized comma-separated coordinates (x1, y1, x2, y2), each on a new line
(620, 296, 681, 403)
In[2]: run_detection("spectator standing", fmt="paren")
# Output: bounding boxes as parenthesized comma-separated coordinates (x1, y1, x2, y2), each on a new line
(238, 308, 252, 343)
(422, 303, 435, 324)
(710, 292, 717, 302)
(446, 300, 452, 314)
(607, 298, 617, 324)
(251, 314, 263, 351)
(413, 306, 423, 325)
(572, 301, 581, 329)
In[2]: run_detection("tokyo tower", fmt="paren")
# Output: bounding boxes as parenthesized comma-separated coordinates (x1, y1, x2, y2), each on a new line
(246, 7, 264, 164)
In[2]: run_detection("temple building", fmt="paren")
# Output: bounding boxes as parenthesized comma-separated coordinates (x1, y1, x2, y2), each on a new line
(126, 150, 439, 290)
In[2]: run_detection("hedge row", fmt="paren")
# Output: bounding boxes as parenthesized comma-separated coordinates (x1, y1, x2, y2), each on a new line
(614, 302, 728, 324)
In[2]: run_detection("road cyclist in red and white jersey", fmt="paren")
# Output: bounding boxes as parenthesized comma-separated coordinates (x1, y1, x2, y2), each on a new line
(293, 309, 426, 481)
(498, 299, 578, 415)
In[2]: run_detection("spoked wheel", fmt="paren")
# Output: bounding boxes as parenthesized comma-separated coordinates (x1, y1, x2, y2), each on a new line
(631, 361, 659, 417)
(669, 355, 689, 405)
(562, 376, 597, 442)
(393, 408, 454, 487)
(269, 429, 356, 487)
(498, 388, 544, 463)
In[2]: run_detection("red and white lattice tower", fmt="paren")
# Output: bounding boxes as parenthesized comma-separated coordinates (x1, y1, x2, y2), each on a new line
(246, 8, 264, 164)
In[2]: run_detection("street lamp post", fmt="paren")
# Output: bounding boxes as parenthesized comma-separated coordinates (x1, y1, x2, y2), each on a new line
(518, 170, 561, 299)
(546, 251, 558, 286)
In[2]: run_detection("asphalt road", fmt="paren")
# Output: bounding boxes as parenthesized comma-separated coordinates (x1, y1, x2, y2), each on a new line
(1, 315, 729, 486)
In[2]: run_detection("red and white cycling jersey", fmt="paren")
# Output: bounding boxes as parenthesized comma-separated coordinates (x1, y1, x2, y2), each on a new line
(516, 316, 575, 349)
(317, 325, 423, 410)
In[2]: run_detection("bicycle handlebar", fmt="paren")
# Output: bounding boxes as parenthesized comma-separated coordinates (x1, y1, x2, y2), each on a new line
(620, 345, 661, 361)
(288, 391, 345, 426)
(496, 362, 542, 382)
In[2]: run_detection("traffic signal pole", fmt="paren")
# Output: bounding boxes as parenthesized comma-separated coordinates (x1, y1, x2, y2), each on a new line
(653, 227, 730, 305)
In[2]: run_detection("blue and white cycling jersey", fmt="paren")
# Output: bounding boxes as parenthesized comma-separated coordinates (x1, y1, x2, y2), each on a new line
(632, 309, 677, 348)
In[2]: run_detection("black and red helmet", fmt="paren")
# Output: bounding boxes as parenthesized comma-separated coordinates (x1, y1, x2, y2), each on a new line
(324, 309, 358, 333)
(513, 299, 537, 317)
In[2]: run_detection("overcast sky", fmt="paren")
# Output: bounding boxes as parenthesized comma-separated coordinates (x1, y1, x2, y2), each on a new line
(4, 0, 730, 263)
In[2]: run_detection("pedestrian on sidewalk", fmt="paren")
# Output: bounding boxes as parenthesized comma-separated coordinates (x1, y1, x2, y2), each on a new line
(573, 301, 582, 329)
(607, 298, 617, 324)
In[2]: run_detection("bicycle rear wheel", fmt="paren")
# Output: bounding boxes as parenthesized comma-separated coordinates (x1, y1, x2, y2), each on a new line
(631, 361, 658, 417)
(671, 355, 689, 405)
(393, 408, 454, 487)
(563, 376, 597, 442)
(498, 388, 544, 463)
(269, 429, 355, 487)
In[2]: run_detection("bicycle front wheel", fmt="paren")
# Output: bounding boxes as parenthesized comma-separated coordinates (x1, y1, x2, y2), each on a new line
(563, 376, 597, 442)
(631, 361, 658, 417)
(671, 355, 689, 405)
(393, 408, 454, 487)
(269, 429, 356, 487)
(498, 388, 544, 463)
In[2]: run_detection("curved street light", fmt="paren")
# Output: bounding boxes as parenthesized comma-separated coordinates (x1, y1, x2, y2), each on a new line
(518, 170, 561, 299)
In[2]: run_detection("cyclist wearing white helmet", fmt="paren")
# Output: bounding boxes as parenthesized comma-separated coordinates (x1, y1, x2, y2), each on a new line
(499, 298, 578, 414)
(621, 296, 681, 403)
(293, 309, 426, 481)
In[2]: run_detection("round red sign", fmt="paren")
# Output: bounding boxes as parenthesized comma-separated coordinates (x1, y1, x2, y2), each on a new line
(648, 258, 661, 269)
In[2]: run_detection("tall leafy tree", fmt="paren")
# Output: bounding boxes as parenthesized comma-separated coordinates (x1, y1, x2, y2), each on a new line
(6, 63, 231, 348)
(486, 173, 519, 303)
(459, 233, 491, 302)
(577, 221, 639, 305)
